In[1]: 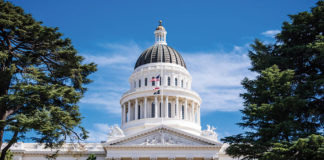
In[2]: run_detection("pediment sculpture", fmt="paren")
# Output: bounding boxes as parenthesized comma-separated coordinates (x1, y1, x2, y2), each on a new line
(107, 125, 125, 141)
(201, 125, 218, 141)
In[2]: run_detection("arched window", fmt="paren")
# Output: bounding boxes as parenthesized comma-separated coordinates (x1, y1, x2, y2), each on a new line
(138, 105, 141, 119)
(182, 105, 185, 119)
(168, 77, 171, 86)
(160, 77, 162, 86)
(139, 80, 141, 88)
(175, 78, 178, 86)
(168, 103, 171, 118)
(145, 78, 148, 86)
(151, 102, 155, 118)
(152, 77, 155, 86)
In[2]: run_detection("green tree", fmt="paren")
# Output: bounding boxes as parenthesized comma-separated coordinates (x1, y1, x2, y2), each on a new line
(264, 134, 324, 160)
(222, 1, 324, 159)
(4, 150, 12, 160)
(0, 1, 97, 160)
(86, 154, 96, 160)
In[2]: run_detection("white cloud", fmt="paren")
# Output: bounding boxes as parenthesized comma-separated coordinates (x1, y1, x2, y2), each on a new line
(184, 45, 256, 112)
(261, 29, 280, 38)
(86, 123, 110, 142)
(80, 42, 256, 115)
(82, 42, 143, 68)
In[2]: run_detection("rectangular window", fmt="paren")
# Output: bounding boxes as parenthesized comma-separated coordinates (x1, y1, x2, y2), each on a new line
(181, 80, 183, 87)
(138, 105, 141, 119)
(159, 103, 162, 117)
(168, 77, 171, 86)
(145, 78, 147, 86)
(139, 80, 141, 88)
(175, 78, 178, 86)
(182, 105, 185, 119)
(134, 81, 136, 88)
(168, 103, 171, 118)
(152, 103, 155, 118)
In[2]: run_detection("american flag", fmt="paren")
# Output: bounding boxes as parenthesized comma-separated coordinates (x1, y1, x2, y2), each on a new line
(150, 75, 160, 82)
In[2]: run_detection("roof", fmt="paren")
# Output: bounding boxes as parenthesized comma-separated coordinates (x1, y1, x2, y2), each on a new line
(134, 44, 187, 69)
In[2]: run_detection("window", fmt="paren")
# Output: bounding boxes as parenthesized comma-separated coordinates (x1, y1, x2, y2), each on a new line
(134, 81, 136, 88)
(168, 77, 171, 86)
(138, 105, 141, 119)
(175, 104, 177, 115)
(145, 78, 147, 86)
(160, 77, 162, 86)
(152, 77, 155, 86)
(181, 80, 183, 87)
(168, 103, 171, 118)
(175, 78, 178, 86)
(182, 105, 185, 119)
(151, 103, 155, 118)
(139, 80, 141, 88)
(159, 103, 162, 117)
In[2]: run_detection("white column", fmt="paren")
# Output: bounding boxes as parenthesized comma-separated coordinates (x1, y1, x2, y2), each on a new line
(154, 96, 158, 118)
(122, 104, 125, 125)
(160, 95, 163, 117)
(198, 104, 201, 124)
(191, 102, 194, 122)
(176, 97, 179, 118)
(135, 99, 138, 120)
(184, 99, 188, 120)
(127, 101, 130, 122)
(144, 97, 147, 118)
(165, 96, 169, 118)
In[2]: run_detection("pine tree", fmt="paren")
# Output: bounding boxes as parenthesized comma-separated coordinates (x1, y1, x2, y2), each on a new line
(222, 1, 324, 159)
(0, 1, 97, 160)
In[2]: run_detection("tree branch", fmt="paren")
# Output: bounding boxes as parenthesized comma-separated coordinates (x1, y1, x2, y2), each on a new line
(0, 130, 19, 160)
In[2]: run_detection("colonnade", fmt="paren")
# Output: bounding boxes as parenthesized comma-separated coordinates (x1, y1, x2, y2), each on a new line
(121, 96, 201, 126)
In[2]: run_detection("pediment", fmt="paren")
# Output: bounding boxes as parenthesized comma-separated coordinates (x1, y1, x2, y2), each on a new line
(107, 125, 221, 147)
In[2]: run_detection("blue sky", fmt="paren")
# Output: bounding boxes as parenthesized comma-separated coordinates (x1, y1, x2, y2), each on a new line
(9, 0, 318, 142)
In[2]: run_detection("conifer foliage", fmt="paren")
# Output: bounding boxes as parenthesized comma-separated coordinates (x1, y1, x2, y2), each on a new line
(222, 1, 324, 160)
(0, 1, 97, 160)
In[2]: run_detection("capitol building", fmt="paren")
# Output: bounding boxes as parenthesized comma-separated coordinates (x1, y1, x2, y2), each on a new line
(8, 21, 239, 160)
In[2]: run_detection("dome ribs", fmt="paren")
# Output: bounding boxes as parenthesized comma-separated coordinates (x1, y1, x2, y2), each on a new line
(167, 45, 176, 64)
(143, 47, 153, 65)
(134, 45, 186, 69)
(163, 45, 170, 63)
(151, 45, 158, 63)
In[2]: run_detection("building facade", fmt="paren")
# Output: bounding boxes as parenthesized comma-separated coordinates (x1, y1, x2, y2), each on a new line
(8, 21, 238, 160)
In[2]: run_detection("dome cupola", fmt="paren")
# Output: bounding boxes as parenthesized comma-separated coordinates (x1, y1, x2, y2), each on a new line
(134, 20, 186, 69)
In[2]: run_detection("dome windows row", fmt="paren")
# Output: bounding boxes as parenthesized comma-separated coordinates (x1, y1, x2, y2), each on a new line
(132, 76, 190, 89)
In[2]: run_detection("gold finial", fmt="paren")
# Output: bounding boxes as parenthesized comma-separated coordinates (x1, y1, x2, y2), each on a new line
(159, 20, 162, 26)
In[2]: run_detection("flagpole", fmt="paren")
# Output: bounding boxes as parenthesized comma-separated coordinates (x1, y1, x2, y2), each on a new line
(161, 44, 164, 124)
